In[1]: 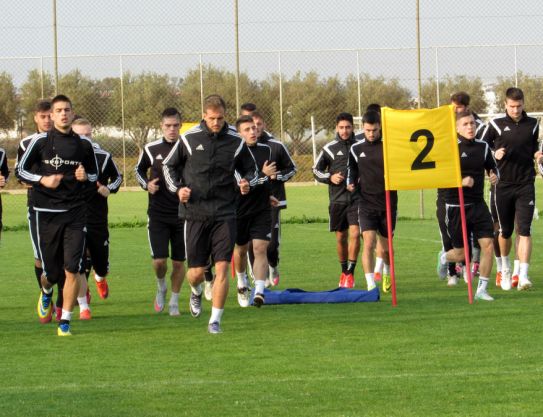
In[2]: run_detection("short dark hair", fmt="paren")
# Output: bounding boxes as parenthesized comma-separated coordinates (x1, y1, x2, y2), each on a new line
(362, 110, 380, 125)
(240, 102, 257, 112)
(366, 103, 381, 114)
(450, 92, 470, 106)
(455, 109, 474, 121)
(506, 87, 524, 101)
(336, 112, 354, 126)
(250, 110, 264, 120)
(51, 94, 72, 108)
(235, 115, 254, 131)
(204, 94, 226, 112)
(161, 107, 181, 120)
(34, 99, 51, 113)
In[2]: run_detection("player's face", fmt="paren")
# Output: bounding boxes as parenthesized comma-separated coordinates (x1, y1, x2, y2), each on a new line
(336, 120, 353, 140)
(456, 115, 476, 140)
(505, 98, 524, 121)
(72, 123, 92, 138)
(50, 101, 74, 131)
(452, 103, 467, 113)
(363, 123, 381, 142)
(161, 116, 181, 141)
(238, 121, 257, 145)
(204, 107, 226, 133)
(253, 117, 265, 138)
(34, 110, 52, 133)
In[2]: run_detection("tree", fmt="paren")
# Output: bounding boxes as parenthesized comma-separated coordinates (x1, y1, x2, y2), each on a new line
(19, 69, 55, 133)
(420, 75, 487, 112)
(494, 72, 543, 113)
(0, 72, 18, 135)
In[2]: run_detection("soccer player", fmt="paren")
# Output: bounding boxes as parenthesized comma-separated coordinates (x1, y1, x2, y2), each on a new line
(72, 118, 122, 314)
(240, 102, 257, 116)
(313, 112, 360, 288)
(233, 115, 279, 307)
(17, 94, 99, 336)
(163, 94, 258, 334)
(0, 146, 9, 241)
(437, 110, 499, 301)
(450, 92, 486, 138)
(482, 87, 540, 290)
(135, 108, 186, 316)
(252, 111, 296, 286)
(347, 110, 396, 291)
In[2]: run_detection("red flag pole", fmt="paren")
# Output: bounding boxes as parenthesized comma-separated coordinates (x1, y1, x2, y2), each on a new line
(457, 186, 473, 304)
(385, 190, 398, 306)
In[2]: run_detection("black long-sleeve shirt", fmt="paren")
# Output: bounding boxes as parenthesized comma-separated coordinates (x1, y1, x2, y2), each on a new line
(17, 127, 98, 212)
(15, 133, 39, 208)
(163, 120, 258, 222)
(237, 143, 272, 218)
(0, 147, 9, 181)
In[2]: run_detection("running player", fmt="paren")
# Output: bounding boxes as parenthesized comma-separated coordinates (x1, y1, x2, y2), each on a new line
(0, 146, 9, 241)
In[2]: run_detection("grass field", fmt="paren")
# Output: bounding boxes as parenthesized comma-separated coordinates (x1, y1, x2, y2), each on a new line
(1, 189, 543, 416)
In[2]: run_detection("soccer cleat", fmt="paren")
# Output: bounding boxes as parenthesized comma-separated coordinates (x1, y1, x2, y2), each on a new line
(374, 272, 382, 283)
(382, 274, 391, 293)
(367, 282, 377, 291)
(472, 262, 480, 276)
(344, 273, 355, 288)
(79, 309, 92, 320)
(168, 303, 180, 316)
(95, 278, 109, 299)
(189, 292, 202, 318)
(237, 287, 250, 308)
(204, 280, 213, 301)
(495, 271, 502, 287)
(264, 278, 271, 288)
(517, 276, 532, 291)
(447, 275, 458, 287)
(501, 269, 512, 291)
(208, 321, 222, 334)
(37, 292, 53, 324)
(55, 306, 62, 322)
(338, 272, 346, 288)
(437, 251, 447, 280)
(474, 289, 494, 301)
(154, 288, 167, 312)
(511, 274, 519, 288)
(57, 322, 72, 336)
(253, 293, 265, 308)
(269, 267, 280, 286)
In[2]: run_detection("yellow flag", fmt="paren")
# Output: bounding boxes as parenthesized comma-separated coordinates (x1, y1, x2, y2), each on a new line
(180, 122, 199, 134)
(381, 105, 462, 191)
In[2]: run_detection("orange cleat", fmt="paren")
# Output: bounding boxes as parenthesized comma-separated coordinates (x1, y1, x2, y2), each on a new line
(495, 271, 502, 287)
(374, 272, 382, 283)
(344, 273, 355, 288)
(79, 309, 92, 320)
(338, 272, 347, 288)
(512, 274, 519, 288)
(95, 278, 109, 299)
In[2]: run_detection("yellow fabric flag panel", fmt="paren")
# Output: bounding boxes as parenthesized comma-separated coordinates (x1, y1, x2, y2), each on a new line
(381, 105, 462, 191)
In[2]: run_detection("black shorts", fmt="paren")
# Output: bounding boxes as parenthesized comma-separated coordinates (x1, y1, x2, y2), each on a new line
(358, 205, 396, 238)
(147, 215, 185, 261)
(185, 219, 236, 268)
(436, 197, 453, 251)
(36, 206, 87, 285)
(494, 182, 534, 238)
(236, 210, 271, 245)
(329, 202, 359, 232)
(85, 222, 110, 277)
(446, 202, 494, 248)
(28, 207, 41, 260)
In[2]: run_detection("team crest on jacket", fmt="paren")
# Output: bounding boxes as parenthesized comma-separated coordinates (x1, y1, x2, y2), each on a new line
(196, 144, 204, 151)
(44, 154, 81, 169)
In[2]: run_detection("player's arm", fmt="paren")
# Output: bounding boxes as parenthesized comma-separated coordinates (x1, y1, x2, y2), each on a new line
(135, 147, 152, 190)
(0, 151, 9, 183)
(234, 141, 258, 190)
(163, 140, 187, 194)
(484, 142, 499, 185)
(275, 143, 297, 182)
(80, 139, 99, 183)
(103, 154, 123, 193)
(17, 135, 45, 185)
(346, 146, 359, 192)
(531, 120, 541, 162)
(312, 151, 331, 184)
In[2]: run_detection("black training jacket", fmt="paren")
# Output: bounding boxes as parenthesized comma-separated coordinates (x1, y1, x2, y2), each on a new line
(237, 142, 272, 218)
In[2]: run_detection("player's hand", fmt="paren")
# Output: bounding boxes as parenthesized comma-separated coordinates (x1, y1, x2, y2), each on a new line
(40, 174, 63, 189)
(75, 164, 87, 182)
(330, 172, 345, 185)
(346, 183, 355, 192)
(262, 160, 277, 177)
(147, 178, 160, 194)
(488, 170, 498, 185)
(462, 176, 474, 188)
(97, 181, 110, 197)
(494, 147, 506, 160)
(269, 196, 280, 207)
(0, 175, 5, 188)
(178, 186, 191, 203)
(534, 150, 543, 164)
(239, 178, 250, 195)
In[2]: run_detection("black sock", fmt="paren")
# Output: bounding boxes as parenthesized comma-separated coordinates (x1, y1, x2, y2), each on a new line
(59, 319, 70, 326)
(347, 260, 357, 274)
(340, 261, 348, 273)
(34, 266, 43, 289)
(447, 262, 456, 277)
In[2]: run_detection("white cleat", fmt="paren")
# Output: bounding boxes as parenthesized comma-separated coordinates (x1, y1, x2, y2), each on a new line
(168, 303, 180, 316)
(517, 276, 533, 291)
(474, 289, 494, 301)
(237, 287, 250, 308)
(447, 275, 458, 287)
(501, 269, 512, 291)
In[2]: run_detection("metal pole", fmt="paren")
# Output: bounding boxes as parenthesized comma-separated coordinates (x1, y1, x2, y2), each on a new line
(311, 115, 317, 185)
(514, 45, 518, 87)
(278, 51, 284, 140)
(416, 0, 424, 218)
(234, 0, 240, 112)
(435, 47, 440, 106)
(119, 55, 127, 188)
(52, 0, 59, 94)
(40, 56, 45, 99)
(199, 54, 204, 115)
(356, 50, 362, 131)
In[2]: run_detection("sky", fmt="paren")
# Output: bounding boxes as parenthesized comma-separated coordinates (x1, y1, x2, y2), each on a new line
(2, 0, 543, 91)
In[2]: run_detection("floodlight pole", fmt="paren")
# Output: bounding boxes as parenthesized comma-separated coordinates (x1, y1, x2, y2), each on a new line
(52, 0, 59, 94)
(234, 0, 240, 112)
(416, 0, 424, 218)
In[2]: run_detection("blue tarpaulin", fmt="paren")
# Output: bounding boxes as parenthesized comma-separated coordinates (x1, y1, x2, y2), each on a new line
(251, 286, 380, 305)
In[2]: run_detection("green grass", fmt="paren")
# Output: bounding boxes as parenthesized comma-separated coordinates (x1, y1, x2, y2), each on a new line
(1, 218, 543, 416)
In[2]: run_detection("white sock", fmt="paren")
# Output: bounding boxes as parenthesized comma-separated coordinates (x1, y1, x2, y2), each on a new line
(383, 263, 390, 275)
(157, 277, 167, 292)
(169, 291, 179, 305)
(477, 277, 489, 292)
(255, 279, 265, 294)
(365, 273, 375, 288)
(61, 309, 72, 321)
(519, 263, 529, 279)
(495, 257, 502, 272)
(42, 286, 53, 295)
(374, 257, 384, 274)
(513, 260, 520, 276)
(236, 272, 248, 288)
(95, 273, 104, 282)
(441, 251, 448, 265)
(191, 284, 202, 296)
(77, 296, 89, 311)
(501, 256, 510, 270)
(209, 307, 223, 324)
